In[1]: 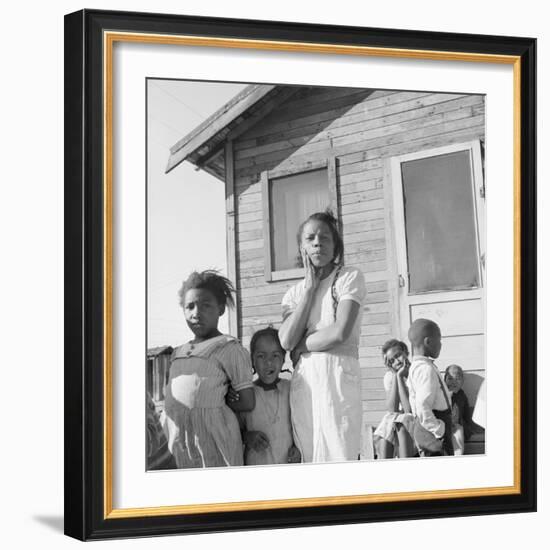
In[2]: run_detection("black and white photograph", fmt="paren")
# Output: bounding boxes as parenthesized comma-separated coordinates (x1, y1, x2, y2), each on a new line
(146, 80, 487, 470)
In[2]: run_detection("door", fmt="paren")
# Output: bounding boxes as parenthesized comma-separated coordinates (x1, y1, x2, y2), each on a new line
(390, 141, 485, 376)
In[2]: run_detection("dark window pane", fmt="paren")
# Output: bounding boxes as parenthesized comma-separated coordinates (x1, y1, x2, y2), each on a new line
(401, 150, 480, 293)
(270, 169, 329, 271)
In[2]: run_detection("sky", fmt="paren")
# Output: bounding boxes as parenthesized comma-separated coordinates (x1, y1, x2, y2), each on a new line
(147, 80, 247, 348)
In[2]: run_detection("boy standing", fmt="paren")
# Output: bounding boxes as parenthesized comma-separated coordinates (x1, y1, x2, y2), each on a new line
(407, 319, 454, 456)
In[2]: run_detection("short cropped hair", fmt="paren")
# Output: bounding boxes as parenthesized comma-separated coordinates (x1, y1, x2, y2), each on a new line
(295, 208, 344, 267)
(408, 318, 441, 348)
(381, 338, 409, 357)
(178, 270, 235, 309)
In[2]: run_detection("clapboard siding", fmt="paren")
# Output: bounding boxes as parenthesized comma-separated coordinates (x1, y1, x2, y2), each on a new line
(229, 87, 485, 432)
(235, 95, 482, 161)
(235, 117, 484, 179)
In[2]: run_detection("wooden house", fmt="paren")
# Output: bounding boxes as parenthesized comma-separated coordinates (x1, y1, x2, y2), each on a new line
(166, 84, 486, 440)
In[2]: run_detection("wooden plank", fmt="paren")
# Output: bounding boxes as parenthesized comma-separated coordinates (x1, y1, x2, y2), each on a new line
(235, 178, 261, 193)
(236, 94, 481, 162)
(359, 345, 387, 358)
(240, 90, 396, 141)
(362, 379, 385, 392)
(363, 312, 390, 325)
(236, 218, 265, 233)
(235, 92, 461, 164)
(236, 136, 332, 168)
(341, 208, 385, 225)
(319, 95, 481, 153)
(239, 228, 263, 242)
(255, 89, 375, 126)
(278, 86, 376, 111)
(344, 229, 386, 245)
(352, 260, 387, 273)
(337, 121, 486, 167)
(360, 358, 385, 370)
(225, 87, 300, 142)
(366, 281, 387, 293)
(239, 238, 264, 251)
(360, 324, 391, 335)
(235, 92, 448, 152)
(339, 178, 384, 196)
(340, 188, 384, 206)
(238, 264, 265, 278)
(241, 302, 283, 318)
(362, 400, 388, 412)
(236, 189, 262, 204)
(237, 209, 264, 224)
(332, 104, 480, 150)
(345, 237, 387, 255)
(360, 334, 392, 347)
(225, 141, 238, 338)
(234, 115, 484, 179)
(239, 292, 286, 307)
(239, 247, 264, 261)
(365, 295, 389, 309)
(339, 158, 383, 177)
(362, 389, 387, 401)
(342, 218, 385, 234)
(345, 248, 386, 265)
(167, 85, 276, 173)
(382, 156, 402, 339)
(410, 299, 484, 336)
(362, 301, 391, 313)
(339, 168, 384, 186)
(242, 314, 285, 328)
(238, 277, 297, 295)
(361, 366, 386, 378)
(328, 156, 338, 214)
(238, 201, 262, 215)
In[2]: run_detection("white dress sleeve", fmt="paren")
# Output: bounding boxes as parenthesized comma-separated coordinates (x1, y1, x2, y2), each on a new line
(335, 267, 366, 306)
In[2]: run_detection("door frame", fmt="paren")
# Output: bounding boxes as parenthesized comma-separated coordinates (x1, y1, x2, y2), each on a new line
(388, 140, 486, 339)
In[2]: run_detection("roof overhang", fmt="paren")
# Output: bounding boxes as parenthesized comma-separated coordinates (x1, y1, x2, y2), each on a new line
(165, 84, 298, 179)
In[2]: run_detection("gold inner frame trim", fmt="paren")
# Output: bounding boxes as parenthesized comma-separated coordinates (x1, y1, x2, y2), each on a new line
(103, 31, 522, 520)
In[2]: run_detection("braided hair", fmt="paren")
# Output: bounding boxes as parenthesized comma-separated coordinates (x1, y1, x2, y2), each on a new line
(178, 270, 236, 309)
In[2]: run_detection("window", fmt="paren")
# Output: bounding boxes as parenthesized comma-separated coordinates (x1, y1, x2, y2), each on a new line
(400, 150, 481, 293)
(261, 159, 337, 281)
(270, 168, 329, 271)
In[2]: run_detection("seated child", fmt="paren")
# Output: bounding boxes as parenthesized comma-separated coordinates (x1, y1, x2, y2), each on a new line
(407, 319, 454, 456)
(374, 339, 416, 459)
(239, 327, 301, 465)
(444, 364, 482, 455)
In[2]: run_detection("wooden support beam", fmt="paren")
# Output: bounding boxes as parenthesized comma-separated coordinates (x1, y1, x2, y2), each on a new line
(225, 141, 239, 337)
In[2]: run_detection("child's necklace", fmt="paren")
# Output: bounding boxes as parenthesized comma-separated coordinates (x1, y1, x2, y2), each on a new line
(259, 385, 280, 424)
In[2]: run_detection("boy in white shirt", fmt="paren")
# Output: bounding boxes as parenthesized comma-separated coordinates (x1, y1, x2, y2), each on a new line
(407, 319, 454, 456)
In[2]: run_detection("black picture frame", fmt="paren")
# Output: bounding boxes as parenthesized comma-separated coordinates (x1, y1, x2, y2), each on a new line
(64, 8, 536, 541)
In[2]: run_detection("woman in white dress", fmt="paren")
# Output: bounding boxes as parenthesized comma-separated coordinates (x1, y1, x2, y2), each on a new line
(279, 210, 366, 463)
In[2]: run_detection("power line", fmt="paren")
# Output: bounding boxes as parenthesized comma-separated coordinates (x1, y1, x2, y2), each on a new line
(149, 81, 208, 121)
